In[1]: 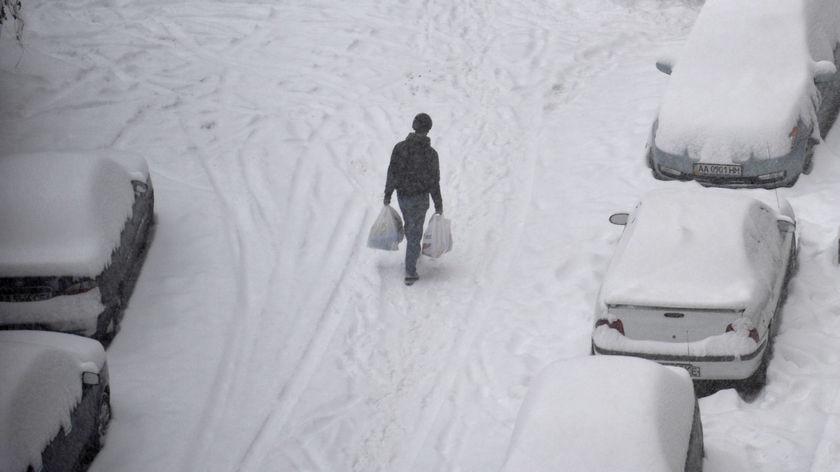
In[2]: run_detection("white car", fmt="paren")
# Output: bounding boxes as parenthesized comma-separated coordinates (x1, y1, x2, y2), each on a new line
(0, 150, 154, 343)
(591, 188, 796, 392)
(647, 0, 840, 188)
(0, 330, 111, 472)
(501, 356, 703, 472)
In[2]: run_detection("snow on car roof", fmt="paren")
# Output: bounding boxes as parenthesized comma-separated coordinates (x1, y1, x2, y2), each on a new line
(600, 188, 787, 310)
(655, 0, 840, 163)
(501, 356, 695, 472)
(0, 330, 106, 472)
(0, 150, 148, 277)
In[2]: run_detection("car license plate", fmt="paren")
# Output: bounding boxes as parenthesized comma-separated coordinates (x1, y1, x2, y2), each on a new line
(0, 289, 53, 302)
(664, 363, 701, 378)
(692, 163, 742, 177)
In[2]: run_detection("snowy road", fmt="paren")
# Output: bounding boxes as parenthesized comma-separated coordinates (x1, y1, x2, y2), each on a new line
(4, 1, 840, 471)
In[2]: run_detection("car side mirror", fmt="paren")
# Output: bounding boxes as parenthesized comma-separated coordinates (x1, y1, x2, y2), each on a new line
(777, 219, 795, 233)
(655, 59, 674, 75)
(814, 60, 837, 83)
(82, 371, 101, 386)
(609, 213, 629, 225)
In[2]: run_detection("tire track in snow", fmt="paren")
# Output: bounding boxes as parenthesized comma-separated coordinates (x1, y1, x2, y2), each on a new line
(284, 1, 551, 468)
(234, 200, 369, 466)
(106, 9, 349, 468)
(230, 134, 377, 470)
(182, 121, 372, 472)
(173, 35, 383, 466)
(162, 17, 338, 466)
(172, 5, 417, 466)
(175, 111, 279, 472)
(226, 0, 532, 460)
(163, 60, 333, 472)
(406, 3, 704, 469)
(247, 1, 684, 470)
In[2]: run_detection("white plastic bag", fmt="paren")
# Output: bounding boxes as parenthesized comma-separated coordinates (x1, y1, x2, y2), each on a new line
(422, 213, 452, 258)
(367, 205, 404, 251)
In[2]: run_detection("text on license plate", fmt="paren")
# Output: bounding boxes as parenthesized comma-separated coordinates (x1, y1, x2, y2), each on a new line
(664, 363, 701, 378)
(693, 163, 742, 177)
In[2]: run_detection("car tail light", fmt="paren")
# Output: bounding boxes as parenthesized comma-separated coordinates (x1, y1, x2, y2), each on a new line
(789, 126, 798, 138)
(63, 278, 98, 296)
(595, 318, 625, 335)
(726, 323, 759, 343)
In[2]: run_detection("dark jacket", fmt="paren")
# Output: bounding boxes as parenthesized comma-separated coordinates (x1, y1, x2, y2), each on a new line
(384, 133, 443, 212)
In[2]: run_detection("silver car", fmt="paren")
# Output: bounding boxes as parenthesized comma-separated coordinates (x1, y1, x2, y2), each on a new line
(647, 0, 840, 188)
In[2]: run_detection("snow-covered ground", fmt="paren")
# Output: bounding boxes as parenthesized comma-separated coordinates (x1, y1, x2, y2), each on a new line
(3, 0, 840, 471)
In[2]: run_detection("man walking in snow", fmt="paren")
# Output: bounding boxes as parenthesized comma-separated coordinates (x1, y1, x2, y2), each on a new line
(383, 113, 444, 285)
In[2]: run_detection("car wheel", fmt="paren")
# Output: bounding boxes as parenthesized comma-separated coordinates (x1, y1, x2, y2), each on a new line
(684, 401, 704, 472)
(779, 242, 797, 312)
(737, 346, 770, 399)
(786, 236, 798, 280)
(77, 389, 111, 471)
(94, 305, 122, 346)
(803, 153, 813, 175)
(802, 137, 818, 175)
(93, 389, 111, 450)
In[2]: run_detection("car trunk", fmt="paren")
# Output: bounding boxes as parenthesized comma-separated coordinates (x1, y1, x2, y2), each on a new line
(607, 304, 744, 343)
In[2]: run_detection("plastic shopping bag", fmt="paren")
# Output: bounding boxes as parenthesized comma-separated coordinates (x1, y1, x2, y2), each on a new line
(367, 205, 404, 251)
(422, 213, 452, 258)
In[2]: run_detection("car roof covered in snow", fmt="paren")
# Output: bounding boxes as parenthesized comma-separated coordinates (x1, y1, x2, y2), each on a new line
(501, 356, 696, 472)
(599, 188, 790, 310)
(0, 330, 107, 472)
(654, 0, 840, 163)
(0, 150, 149, 277)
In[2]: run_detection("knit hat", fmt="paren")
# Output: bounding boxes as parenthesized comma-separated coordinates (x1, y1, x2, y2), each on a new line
(412, 113, 433, 134)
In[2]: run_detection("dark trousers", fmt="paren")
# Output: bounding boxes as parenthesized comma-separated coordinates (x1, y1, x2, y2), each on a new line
(398, 193, 429, 276)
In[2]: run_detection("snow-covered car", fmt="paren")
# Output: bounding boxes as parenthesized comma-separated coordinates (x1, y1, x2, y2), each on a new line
(0, 330, 111, 472)
(501, 356, 703, 472)
(646, 0, 840, 188)
(0, 150, 154, 342)
(591, 188, 796, 392)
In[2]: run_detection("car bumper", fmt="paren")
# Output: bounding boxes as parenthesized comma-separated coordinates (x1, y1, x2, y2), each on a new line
(591, 339, 767, 380)
(651, 149, 805, 188)
(0, 289, 105, 336)
(648, 126, 810, 188)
